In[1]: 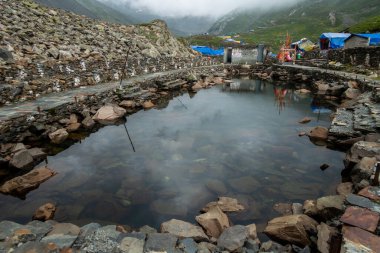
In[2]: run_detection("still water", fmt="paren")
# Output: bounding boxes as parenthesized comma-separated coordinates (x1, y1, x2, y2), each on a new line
(0, 79, 344, 230)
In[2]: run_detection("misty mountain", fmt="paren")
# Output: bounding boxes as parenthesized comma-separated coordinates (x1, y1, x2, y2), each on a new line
(102, 1, 216, 36)
(209, 0, 380, 35)
(34, 0, 137, 24)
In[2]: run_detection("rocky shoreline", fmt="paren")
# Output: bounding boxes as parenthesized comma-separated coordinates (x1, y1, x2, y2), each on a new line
(0, 64, 380, 252)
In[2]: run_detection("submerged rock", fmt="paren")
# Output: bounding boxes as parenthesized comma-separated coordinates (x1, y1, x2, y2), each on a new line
(201, 197, 245, 213)
(33, 203, 56, 221)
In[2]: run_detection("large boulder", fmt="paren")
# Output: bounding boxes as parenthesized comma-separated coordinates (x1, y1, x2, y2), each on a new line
(49, 129, 69, 144)
(195, 206, 230, 239)
(217, 225, 249, 251)
(0, 167, 56, 197)
(345, 141, 380, 164)
(308, 126, 328, 144)
(9, 150, 34, 169)
(316, 195, 345, 220)
(264, 214, 318, 247)
(92, 105, 126, 124)
(350, 157, 377, 184)
(160, 219, 208, 242)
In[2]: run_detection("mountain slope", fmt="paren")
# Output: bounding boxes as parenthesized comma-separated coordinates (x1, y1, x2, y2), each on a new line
(208, 0, 380, 47)
(34, 0, 136, 24)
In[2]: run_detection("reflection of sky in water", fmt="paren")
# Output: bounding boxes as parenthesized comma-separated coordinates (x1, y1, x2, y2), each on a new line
(0, 79, 344, 230)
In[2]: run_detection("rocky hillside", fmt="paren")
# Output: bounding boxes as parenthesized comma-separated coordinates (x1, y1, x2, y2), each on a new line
(208, 0, 380, 45)
(0, 0, 196, 105)
(34, 0, 137, 24)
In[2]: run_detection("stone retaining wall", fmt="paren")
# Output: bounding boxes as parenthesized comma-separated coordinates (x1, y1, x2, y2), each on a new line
(0, 56, 218, 106)
(328, 47, 380, 69)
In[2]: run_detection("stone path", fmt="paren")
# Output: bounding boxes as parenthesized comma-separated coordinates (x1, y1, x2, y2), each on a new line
(278, 64, 380, 88)
(0, 66, 218, 121)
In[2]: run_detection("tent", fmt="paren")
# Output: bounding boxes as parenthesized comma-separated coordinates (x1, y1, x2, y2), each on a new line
(191, 46, 224, 56)
(291, 38, 316, 51)
(320, 33, 351, 49)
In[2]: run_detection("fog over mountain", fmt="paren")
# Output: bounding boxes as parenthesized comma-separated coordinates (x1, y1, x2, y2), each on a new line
(99, 0, 304, 18)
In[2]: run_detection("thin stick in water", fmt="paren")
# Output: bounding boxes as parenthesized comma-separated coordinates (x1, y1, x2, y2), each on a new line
(124, 122, 136, 152)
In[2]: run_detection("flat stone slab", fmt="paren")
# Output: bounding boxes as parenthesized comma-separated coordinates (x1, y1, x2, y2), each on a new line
(340, 206, 380, 232)
(358, 186, 380, 202)
(341, 226, 380, 253)
(346, 194, 380, 213)
(329, 108, 356, 138)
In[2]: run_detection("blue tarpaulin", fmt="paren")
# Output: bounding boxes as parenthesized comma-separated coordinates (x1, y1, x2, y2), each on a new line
(320, 33, 351, 49)
(357, 33, 380, 46)
(191, 46, 224, 56)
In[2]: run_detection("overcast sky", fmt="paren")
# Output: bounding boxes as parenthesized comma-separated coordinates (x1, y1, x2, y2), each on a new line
(100, 0, 304, 18)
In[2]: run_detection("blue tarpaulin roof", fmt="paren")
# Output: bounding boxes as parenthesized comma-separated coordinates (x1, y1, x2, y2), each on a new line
(191, 46, 224, 56)
(320, 33, 351, 49)
(355, 33, 380, 46)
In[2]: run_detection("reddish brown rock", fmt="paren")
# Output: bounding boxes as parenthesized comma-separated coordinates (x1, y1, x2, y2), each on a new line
(341, 226, 380, 253)
(0, 167, 56, 196)
(92, 105, 126, 123)
(358, 186, 380, 202)
(298, 117, 311, 124)
(340, 206, 380, 233)
(264, 214, 318, 247)
(66, 123, 81, 133)
(143, 100, 155, 109)
(33, 203, 57, 221)
(195, 205, 230, 239)
(308, 126, 328, 142)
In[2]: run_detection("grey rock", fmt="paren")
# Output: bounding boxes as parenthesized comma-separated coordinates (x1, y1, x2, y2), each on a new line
(120, 236, 145, 253)
(80, 228, 121, 253)
(41, 234, 78, 249)
(0, 220, 22, 240)
(98, 225, 121, 240)
(25, 220, 53, 240)
(12, 241, 58, 253)
(9, 149, 34, 169)
(138, 225, 157, 234)
(27, 147, 47, 161)
(259, 240, 292, 252)
(346, 194, 380, 213)
(178, 238, 198, 253)
(144, 233, 177, 253)
(160, 219, 208, 242)
(73, 223, 101, 249)
(217, 225, 249, 251)
(244, 239, 260, 252)
(0, 48, 13, 62)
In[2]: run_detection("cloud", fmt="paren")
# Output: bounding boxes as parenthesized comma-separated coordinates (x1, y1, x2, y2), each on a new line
(100, 0, 304, 18)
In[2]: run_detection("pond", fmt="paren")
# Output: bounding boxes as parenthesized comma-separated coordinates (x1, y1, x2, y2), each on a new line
(0, 78, 344, 231)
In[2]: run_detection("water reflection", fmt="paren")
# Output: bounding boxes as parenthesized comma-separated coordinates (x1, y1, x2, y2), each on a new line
(223, 79, 265, 92)
(0, 79, 344, 230)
